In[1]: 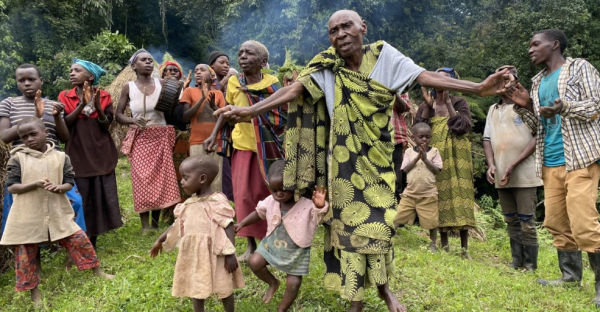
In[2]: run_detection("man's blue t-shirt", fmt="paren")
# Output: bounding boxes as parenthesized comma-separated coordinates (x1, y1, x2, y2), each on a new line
(539, 68, 565, 167)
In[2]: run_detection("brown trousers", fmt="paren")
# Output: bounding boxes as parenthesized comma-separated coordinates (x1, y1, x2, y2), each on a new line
(542, 163, 600, 252)
(497, 187, 538, 246)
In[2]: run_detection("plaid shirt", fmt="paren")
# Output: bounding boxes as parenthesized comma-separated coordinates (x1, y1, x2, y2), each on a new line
(515, 58, 600, 176)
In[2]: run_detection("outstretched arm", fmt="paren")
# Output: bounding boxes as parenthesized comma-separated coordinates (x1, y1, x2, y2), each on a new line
(233, 211, 262, 233)
(214, 81, 305, 123)
(149, 225, 172, 258)
(417, 70, 507, 97)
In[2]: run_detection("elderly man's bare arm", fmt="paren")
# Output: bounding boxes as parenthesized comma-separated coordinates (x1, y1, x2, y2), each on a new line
(213, 81, 305, 123)
(417, 70, 508, 97)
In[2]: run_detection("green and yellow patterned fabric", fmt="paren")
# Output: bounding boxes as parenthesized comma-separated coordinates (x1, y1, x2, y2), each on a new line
(284, 41, 398, 300)
(430, 116, 476, 229)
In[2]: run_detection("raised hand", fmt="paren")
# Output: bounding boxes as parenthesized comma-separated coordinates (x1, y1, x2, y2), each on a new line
(506, 82, 531, 108)
(421, 86, 433, 106)
(82, 81, 93, 104)
(52, 102, 65, 116)
(478, 69, 509, 97)
(207, 92, 218, 111)
(419, 144, 428, 161)
(183, 70, 192, 89)
(149, 240, 163, 258)
(92, 89, 102, 112)
(312, 185, 327, 208)
(34, 90, 44, 117)
(540, 98, 563, 118)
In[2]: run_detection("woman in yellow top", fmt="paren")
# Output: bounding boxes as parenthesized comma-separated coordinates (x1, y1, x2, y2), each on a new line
(225, 40, 285, 261)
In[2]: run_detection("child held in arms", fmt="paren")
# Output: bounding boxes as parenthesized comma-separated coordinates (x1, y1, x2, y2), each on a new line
(0, 117, 114, 307)
(235, 160, 329, 312)
(394, 122, 443, 251)
(150, 155, 244, 312)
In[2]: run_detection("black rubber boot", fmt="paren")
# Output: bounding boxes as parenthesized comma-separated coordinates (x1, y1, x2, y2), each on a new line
(587, 253, 600, 307)
(509, 238, 524, 269)
(538, 250, 582, 286)
(523, 245, 539, 271)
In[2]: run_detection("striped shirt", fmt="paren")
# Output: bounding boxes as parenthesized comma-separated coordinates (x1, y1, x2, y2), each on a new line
(0, 96, 63, 147)
(515, 58, 600, 176)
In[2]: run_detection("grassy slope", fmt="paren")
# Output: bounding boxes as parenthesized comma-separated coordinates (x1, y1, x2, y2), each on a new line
(0, 159, 598, 311)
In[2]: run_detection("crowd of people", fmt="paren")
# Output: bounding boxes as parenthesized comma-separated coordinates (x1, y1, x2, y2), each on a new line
(1, 8, 600, 312)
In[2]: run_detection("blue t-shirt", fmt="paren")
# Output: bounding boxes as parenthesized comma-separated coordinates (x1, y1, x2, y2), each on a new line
(539, 68, 565, 167)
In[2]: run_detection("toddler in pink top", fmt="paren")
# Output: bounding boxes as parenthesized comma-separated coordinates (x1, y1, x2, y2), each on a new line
(235, 160, 328, 312)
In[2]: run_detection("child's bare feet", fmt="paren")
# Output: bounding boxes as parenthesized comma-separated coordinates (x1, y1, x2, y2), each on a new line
(263, 279, 280, 304)
(348, 301, 364, 312)
(65, 253, 75, 270)
(429, 242, 438, 252)
(93, 266, 116, 280)
(30, 286, 42, 308)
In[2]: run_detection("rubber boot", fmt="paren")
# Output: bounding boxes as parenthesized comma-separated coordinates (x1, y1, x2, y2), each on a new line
(538, 250, 582, 286)
(587, 253, 600, 307)
(509, 238, 524, 269)
(523, 245, 538, 271)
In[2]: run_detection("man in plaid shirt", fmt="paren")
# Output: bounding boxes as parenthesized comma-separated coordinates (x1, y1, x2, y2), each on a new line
(508, 29, 600, 306)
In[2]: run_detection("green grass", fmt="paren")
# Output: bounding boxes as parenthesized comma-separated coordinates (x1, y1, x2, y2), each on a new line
(1, 158, 599, 311)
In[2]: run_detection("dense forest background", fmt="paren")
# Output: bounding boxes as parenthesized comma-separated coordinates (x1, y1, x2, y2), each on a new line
(0, 0, 599, 201)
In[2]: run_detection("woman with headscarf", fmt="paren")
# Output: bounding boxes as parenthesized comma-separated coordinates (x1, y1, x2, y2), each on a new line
(59, 59, 122, 248)
(116, 49, 181, 233)
(416, 67, 476, 259)
(159, 57, 191, 218)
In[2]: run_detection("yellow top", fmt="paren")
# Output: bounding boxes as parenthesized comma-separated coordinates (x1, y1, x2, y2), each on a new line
(226, 74, 280, 152)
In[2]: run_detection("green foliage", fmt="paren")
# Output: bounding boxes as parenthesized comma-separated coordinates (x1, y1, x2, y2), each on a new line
(477, 194, 505, 230)
(78, 30, 136, 76)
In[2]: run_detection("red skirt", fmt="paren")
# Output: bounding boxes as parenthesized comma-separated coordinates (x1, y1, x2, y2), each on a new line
(121, 126, 181, 213)
(231, 149, 269, 239)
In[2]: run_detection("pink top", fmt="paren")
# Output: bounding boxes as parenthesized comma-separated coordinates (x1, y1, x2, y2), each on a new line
(255, 195, 329, 248)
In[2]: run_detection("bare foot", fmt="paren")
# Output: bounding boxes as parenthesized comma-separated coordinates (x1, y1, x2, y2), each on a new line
(348, 301, 364, 312)
(263, 280, 280, 304)
(31, 287, 42, 308)
(429, 242, 438, 252)
(64, 255, 74, 271)
(93, 267, 116, 280)
(237, 248, 253, 262)
(378, 287, 407, 312)
(461, 250, 472, 260)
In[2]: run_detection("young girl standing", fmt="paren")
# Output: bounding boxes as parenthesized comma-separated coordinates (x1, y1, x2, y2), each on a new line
(116, 49, 181, 232)
(60, 59, 123, 248)
(150, 155, 244, 312)
(235, 160, 328, 312)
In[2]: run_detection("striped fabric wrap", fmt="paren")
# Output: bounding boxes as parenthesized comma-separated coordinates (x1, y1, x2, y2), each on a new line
(237, 73, 287, 183)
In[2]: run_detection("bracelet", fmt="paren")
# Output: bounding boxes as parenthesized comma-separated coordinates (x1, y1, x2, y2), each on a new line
(98, 115, 109, 124)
